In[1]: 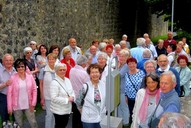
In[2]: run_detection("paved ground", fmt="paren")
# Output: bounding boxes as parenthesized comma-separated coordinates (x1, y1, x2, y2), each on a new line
(23, 110, 72, 128)
(23, 92, 191, 128)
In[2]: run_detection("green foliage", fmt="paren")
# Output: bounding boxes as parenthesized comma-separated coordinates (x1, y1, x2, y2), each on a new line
(151, 35, 167, 45)
(144, 0, 191, 33)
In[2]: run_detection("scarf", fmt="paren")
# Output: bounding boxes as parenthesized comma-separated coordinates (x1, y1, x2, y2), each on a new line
(139, 88, 160, 123)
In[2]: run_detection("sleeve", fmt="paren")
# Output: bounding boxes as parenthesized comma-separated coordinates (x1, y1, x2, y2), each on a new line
(38, 68, 44, 80)
(30, 75, 37, 107)
(180, 69, 191, 86)
(131, 90, 142, 128)
(173, 69, 181, 96)
(165, 103, 180, 113)
(7, 76, 13, 113)
(75, 84, 87, 109)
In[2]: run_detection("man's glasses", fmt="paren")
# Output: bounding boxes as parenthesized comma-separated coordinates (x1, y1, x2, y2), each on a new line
(30, 44, 35, 45)
(26, 52, 32, 54)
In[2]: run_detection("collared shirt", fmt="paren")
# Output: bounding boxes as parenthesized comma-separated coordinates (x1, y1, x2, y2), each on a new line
(69, 65, 90, 97)
(60, 45, 82, 62)
(130, 46, 146, 63)
(0, 67, 16, 95)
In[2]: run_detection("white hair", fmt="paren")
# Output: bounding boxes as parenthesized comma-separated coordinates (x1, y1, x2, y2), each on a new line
(97, 52, 108, 60)
(54, 63, 67, 72)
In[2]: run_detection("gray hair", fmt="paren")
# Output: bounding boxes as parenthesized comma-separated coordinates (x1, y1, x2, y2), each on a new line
(143, 49, 151, 58)
(119, 49, 129, 57)
(97, 52, 108, 60)
(136, 37, 146, 46)
(114, 44, 121, 49)
(54, 63, 67, 72)
(159, 112, 191, 128)
(160, 71, 176, 84)
(76, 55, 88, 65)
(119, 40, 126, 45)
(98, 42, 107, 51)
(144, 60, 157, 69)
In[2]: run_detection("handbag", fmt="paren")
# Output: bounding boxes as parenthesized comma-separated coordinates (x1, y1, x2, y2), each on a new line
(81, 83, 89, 106)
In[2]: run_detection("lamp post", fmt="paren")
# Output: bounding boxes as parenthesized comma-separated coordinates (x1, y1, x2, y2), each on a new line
(171, 0, 174, 32)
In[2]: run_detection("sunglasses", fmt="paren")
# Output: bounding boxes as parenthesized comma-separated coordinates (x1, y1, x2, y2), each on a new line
(17, 66, 25, 69)
(30, 44, 35, 45)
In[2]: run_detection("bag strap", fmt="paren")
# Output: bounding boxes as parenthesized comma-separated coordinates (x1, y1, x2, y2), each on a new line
(148, 98, 161, 127)
(54, 79, 70, 97)
(83, 83, 89, 99)
(127, 73, 138, 92)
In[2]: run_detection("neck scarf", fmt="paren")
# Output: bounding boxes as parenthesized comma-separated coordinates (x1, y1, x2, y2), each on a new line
(139, 88, 160, 123)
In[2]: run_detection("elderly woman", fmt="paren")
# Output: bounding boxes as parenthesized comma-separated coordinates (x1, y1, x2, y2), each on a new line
(39, 53, 57, 128)
(140, 60, 158, 88)
(117, 49, 130, 127)
(50, 63, 75, 128)
(29, 41, 38, 60)
(97, 52, 108, 84)
(131, 72, 160, 128)
(23, 47, 39, 76)
(76, 64, 106, 128)
(60, 48, 76, 78)
(125, 57, 145, 124)
(175, 55, 191, 97)
(7, 59, 38, 128)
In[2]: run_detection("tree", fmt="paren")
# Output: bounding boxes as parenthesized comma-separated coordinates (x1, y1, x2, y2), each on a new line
(145, 0, 191, 33)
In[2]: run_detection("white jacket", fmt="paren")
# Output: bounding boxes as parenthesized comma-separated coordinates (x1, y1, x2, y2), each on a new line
(81, 80, 106, 123)
(50, 75, 75, 115)
(131, 89, 145, 128)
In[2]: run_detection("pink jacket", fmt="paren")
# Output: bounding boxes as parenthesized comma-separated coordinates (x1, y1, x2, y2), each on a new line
(7, 73, 37, 113)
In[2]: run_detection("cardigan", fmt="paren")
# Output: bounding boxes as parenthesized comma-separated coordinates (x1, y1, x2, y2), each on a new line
(76, 80, 106, 123)
(7, 73, 37, 113)
(50, 75, 75, 115)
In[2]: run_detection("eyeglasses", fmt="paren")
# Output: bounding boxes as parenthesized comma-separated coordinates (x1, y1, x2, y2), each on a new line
(30, 44, 35, 45)
(17, 66, 25, 69)
(26, 52, 32, 54)
(59, 69, 66, 71)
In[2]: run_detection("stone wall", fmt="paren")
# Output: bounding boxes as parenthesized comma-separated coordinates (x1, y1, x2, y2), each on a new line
(0, 0, 120, 58)
(150, 14, 168, 39)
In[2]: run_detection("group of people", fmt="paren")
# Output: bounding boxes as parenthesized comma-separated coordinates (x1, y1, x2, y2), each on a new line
(0, 31, 191, 128)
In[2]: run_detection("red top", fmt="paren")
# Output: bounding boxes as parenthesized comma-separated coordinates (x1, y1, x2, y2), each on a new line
(60, 58, 75, 78)
(163, 39, 177, 49)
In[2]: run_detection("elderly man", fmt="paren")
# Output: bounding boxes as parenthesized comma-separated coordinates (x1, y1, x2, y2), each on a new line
(130, 37, 146, 63)
(60, 38, 82, 61)
(0, 54, 16, 122)
(69, 55, 90, 128)
(150, 71, 181, 127)
(137, 49, 151, 74)
(156, 54, 180, 96)
(163, 31, 177, 49)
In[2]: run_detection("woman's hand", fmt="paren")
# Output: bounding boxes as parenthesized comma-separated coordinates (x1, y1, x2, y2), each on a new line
(30, 106, 35, 112)
(68, 96, 74, 102)
(125, 96, 128, 104)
